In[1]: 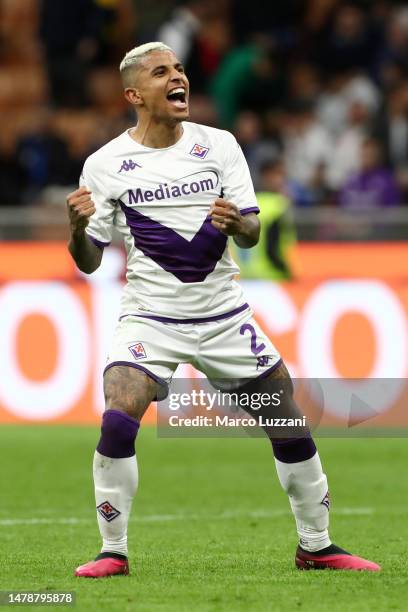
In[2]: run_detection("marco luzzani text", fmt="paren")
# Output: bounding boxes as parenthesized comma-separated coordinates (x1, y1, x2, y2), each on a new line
(165, 390, 306, 428)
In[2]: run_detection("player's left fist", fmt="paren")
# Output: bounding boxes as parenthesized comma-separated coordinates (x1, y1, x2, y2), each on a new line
(209, 198, 244, 236)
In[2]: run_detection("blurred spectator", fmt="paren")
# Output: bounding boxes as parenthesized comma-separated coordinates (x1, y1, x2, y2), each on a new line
(327, 100, 372, 189)
(317, 69, 380, 137)
(316, 3, 377, 74)
(93, 0, 137, 64)
(233, 111, 281, 189)
(39, 0, 104, 107)
(210, 42, 286, 128)
(232, 159, 296, 280)
(376, 7, 408, 87)
(133, 1, 175, 43)
(16, 109, 73, 201)
(157, 0, 216, 64)
(157, 0, 229, 93)
(342, 71, 380, 114)
(339, 137, 402, 209)
(287, 63, 321, 107)
(230, 0, 305, 45)
(0, 134, 28, 206)
(304, 0, 339, 33)
(0, 0, 405, 213)
(187, 94, 218, 127)
(233, 111, 262, 158)
(374, 82, 408, 200)
(157, 0, 205, 62)
(317, 71, 350, 136)
(283, 100, 333, 202)
(375, 83, 408, 171)
(308, 161, 334, 207)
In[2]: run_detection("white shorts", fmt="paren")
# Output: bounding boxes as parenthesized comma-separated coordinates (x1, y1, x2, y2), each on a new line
(105, 307, 282, 392)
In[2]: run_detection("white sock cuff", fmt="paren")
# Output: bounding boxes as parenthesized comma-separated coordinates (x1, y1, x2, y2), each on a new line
(274, 452, 326, 496)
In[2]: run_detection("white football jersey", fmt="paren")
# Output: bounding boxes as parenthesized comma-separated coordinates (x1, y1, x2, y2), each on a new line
(81, 121, 259, 321)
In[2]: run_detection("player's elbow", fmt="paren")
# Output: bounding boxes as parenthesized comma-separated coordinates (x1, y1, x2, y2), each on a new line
(252, 223, 261, 246)
(78, 260, 101, 274)
(79, 249, 103, 274)
(237, 216, 260, 248)
(233, 232, 259, 249)
(247, 234, 260, 248)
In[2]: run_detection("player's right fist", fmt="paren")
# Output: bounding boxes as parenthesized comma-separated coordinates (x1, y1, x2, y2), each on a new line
(66, 186, 96, 232)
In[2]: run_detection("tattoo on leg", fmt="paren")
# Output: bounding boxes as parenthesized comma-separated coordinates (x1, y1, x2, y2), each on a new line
(103, 366, 157, 421)
(236, 361, 309, 438)
(265, 362, 294, 393)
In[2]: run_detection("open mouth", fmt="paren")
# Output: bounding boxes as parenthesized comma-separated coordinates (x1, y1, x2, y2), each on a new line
(166, 87, 187, 109)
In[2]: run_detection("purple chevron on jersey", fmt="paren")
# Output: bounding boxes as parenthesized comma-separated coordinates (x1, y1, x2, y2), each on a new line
(119, 201, 227, 283)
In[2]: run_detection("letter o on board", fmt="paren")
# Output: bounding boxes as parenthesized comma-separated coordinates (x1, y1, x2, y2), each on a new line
(0, 282, 90, 419)
(298, 281, 407, 417)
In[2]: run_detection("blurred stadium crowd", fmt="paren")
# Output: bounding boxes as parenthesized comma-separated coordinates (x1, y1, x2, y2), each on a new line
(0, 0, 407, 210)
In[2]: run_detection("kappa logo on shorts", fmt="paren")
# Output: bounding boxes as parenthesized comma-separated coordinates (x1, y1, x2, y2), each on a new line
(97, 501, 121, 522)
(256, 355, 273, 370)
(321, 490, 330, 510)
(190, 143, 209, 159)
(129, 342, 147, 360)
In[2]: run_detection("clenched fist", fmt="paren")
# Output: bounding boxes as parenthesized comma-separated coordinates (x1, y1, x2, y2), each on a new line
(209, 198, 244, 236)
(67, 186, 96, 232)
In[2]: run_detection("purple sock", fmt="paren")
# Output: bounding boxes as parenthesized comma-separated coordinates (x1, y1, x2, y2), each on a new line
(272, 436, 317, 463)
(96, 409, 140, 458)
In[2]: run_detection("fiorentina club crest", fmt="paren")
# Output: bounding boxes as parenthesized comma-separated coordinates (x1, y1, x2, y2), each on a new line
(129, 342, 147, 360)
(97, 501, 121, 522)
(190, 143, 209, 159)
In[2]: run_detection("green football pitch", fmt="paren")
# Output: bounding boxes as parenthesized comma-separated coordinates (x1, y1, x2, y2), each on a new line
(1, 425, 407, 611)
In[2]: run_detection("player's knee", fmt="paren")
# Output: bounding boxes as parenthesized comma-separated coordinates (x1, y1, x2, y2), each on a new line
(97, 409, 139, 458)
(271, 435, 316, 463)
(101, 409, 139, 441)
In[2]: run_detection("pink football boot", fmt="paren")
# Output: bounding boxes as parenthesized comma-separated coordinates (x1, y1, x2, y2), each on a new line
(295, 544, 381, 571)
(75, 554, 129, 578)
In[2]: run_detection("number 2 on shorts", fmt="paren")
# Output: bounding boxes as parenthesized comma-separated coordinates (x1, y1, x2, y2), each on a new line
(240, 323, 266, 355)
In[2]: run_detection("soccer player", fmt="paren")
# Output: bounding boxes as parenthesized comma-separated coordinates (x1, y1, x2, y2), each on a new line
(67, 42, 380, 577)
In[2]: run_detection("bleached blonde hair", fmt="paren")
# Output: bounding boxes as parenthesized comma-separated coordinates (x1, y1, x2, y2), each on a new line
(119, 42, 173, 75)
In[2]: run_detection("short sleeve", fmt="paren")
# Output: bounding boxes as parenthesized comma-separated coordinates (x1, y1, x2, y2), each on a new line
(221, 134, 259, 216)
(80, 159, 116, 248)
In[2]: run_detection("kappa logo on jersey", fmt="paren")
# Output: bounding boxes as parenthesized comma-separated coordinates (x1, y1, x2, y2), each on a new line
(97, 501, 121, 522)
(118, 159, 142, 173)
(321, 490, 330, 510)
(129, 342, 147, 360)
(190, 143, 209, 159)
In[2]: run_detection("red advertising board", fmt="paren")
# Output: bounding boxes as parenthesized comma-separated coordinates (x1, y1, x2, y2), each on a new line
(1, 243, 408, 426)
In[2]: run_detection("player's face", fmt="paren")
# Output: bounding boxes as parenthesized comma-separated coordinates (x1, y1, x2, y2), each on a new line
(135, 50, 190, 122)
